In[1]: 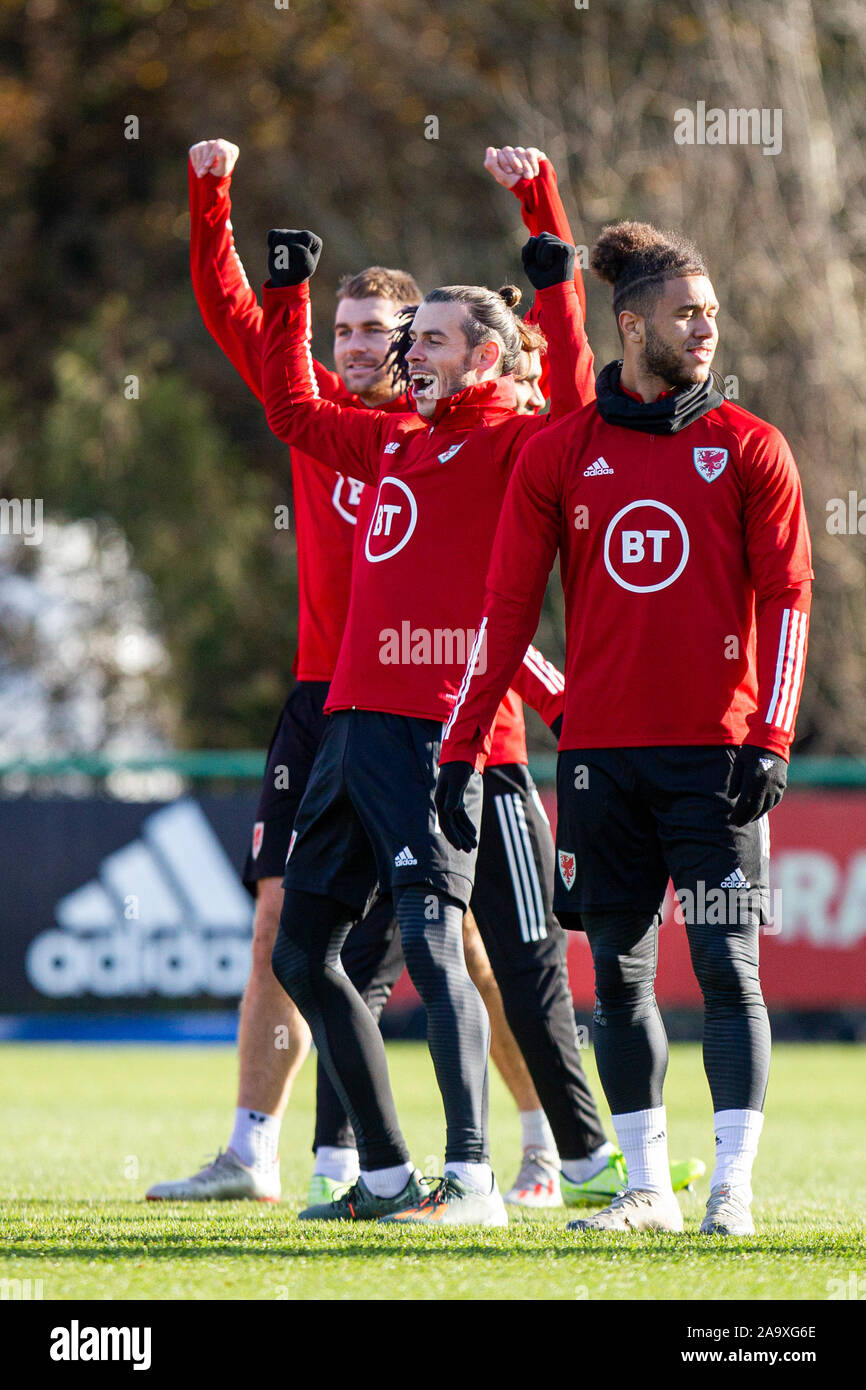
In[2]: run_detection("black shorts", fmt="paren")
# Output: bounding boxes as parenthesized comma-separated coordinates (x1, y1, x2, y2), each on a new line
(553, 746, 771, 924)
(242, 681, 330, 891)
(471, 762, 559, 949)
(284, 709, 484, 913)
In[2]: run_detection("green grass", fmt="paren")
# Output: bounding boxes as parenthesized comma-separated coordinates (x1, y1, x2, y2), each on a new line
(1, 1041, 864, 1300)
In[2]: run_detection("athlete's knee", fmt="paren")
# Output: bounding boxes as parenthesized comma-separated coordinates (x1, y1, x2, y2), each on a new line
(688, 925, 764, 1008)
(270, 928, 313, 1009)
(583, 910, 658, 1018)
(270, 888, 332, 1004)
(395, 885, 465, 996)
(461, 913, 495, 991)
(250, 877, 284, 973)
(399, 922, 444, 990)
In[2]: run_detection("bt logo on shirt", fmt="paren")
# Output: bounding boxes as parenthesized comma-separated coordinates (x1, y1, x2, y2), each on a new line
(603, 499, 690, 593)
(332, 474, 365, 524)
(365, 476, 418, 562)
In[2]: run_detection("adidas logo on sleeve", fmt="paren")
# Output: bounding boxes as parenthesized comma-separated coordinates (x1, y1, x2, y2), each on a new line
(394, 845, 418, 867)
(583, 456, 614, 476)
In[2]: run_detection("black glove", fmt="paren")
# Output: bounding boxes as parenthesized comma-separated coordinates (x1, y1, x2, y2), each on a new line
(267, 229, 323, 287)
(550, 713, 563, 740)
(728, 745, 787, 826)
(521, 232, 575, 290)
(434, 761, 477, 852)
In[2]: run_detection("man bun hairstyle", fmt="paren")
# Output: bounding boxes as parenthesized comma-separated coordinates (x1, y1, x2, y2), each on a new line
(497, 284, 546, 357)
(591, 221, 707, 318)
(423, 284, 525, 375)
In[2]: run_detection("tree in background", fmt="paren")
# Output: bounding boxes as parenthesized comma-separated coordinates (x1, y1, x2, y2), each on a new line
(0, 0, 863, 751)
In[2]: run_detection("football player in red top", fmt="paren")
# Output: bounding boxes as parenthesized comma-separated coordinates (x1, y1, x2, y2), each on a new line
(263, 213, 596, 1224)
(151, 139, 624, 1216)
(437, 220, 813, 1237)
(147, 138, 418, 1207)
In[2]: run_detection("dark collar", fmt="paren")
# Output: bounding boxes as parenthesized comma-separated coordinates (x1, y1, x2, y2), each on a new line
(594, 360, 724, 435)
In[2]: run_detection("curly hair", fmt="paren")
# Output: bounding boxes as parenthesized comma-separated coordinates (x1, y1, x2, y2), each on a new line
(591, 221, 707, 319)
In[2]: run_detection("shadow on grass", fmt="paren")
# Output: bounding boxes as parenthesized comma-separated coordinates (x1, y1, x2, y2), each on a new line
(1, 1237, 863, 1262)
(2, 1201, 863, 1262)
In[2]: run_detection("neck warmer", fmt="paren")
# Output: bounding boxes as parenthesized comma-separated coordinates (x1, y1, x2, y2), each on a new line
(595, 359, 724, 434)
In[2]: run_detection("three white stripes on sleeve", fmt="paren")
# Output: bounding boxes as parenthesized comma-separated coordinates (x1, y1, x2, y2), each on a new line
(765, 607, 808, 734)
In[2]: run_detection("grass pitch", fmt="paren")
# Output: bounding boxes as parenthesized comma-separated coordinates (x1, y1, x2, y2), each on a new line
(1, 1041, 864, 1301)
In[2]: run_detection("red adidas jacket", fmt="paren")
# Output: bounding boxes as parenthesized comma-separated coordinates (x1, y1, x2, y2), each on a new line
(441, 396, 813, 766)
(261, 277, 588, 727)
(189, 159, 567, 761)
(189, 159, 409, 683)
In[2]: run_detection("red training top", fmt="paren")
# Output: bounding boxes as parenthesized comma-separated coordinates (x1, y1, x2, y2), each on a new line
(261, 277, 588, 732)
(441, 394, 814, 767)
(190, 159, 574, 761)
(189, 159, 409, 682)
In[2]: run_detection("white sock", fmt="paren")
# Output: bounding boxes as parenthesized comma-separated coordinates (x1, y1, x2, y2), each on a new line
(519, 1108, 558, 1156)
(229, 1107, 280, 1172)
(313, 1146, 360, 1184)
(561, 1140, 617, 1185)
(361, 1161, 414, 1198)
(711, 1108, 764, 1201)
(444, 1161, 494, 1194)
(611, 1106, 674, 1196)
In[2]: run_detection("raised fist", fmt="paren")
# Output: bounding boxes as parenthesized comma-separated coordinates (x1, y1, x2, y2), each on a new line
(189, 139, 240, 179)
(267, 229, 323, 287)
(521, 232, 575, 290)
(484, 145, 547, 189)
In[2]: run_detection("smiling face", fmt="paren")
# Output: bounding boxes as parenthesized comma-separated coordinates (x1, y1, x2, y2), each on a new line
(404, 300, 502, 418)
(333, 295, 405, 405)
(513, 348, 545, 414)
(622, 274, 719, 392)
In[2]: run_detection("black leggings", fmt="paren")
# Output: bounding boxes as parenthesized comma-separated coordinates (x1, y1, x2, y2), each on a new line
(273, 884, 490, 1168)
(570, 909, 770, 1115)
(313, 898, 404, 1154)
(472, 913, 606, 1160)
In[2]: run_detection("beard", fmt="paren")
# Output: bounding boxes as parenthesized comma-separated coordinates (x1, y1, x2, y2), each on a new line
(644, 322, 710, 390)
(436, 348, 480, 399)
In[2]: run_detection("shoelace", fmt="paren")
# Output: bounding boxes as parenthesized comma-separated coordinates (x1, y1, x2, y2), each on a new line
(516, 1151, 556, 1184)
(707, 1185, 749, 1219)
(607, 1187, 655, 1212)
(200, 1149, 229, 1172)
(337, 1178, 364, 1206)
(424, 1175, 460, 1205)
(522, 1149, 553, 1168)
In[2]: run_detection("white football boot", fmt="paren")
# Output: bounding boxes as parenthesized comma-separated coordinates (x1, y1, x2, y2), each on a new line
(381, 1173, 509, 1226)
(700, 1183, 755, 1235)
(146, 1148, 280, 1202)
(567, 1187, 684, 1232)
(504, 1149, 563, 1208)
